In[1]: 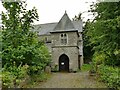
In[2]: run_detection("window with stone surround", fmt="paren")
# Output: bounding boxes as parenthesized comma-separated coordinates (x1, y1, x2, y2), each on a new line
(60, 33, 67, 45)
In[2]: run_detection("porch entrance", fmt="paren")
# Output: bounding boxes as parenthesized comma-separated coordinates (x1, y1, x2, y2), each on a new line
(59, 54, 69, 72)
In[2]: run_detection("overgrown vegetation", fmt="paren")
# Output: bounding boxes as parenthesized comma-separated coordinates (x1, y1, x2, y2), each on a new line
(1, 0, 51, 88)
(83, 1, 120, 89)
(24, 72, 51, 88)
(86, 2, 120, 66)
(98, 65, 120, 90)
(81, 64, 91, 71)
(2, 63, 28, 88)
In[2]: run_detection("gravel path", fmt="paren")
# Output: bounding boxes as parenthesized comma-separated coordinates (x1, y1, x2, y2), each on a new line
(36, 72, 107, 88)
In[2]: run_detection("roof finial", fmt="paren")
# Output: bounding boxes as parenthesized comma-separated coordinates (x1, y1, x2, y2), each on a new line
(65, 10, 67, 14)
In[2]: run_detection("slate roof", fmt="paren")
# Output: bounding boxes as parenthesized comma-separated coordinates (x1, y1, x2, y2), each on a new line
(33, 23, 57, 35)
(32, 13, 83, 35)
(53, 12, 75, 31)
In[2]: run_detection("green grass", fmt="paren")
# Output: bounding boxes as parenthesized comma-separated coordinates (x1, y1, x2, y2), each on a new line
(81, 64, 91, 71)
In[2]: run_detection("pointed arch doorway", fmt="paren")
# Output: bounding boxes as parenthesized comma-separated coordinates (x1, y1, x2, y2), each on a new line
(59, 54, 69, 72)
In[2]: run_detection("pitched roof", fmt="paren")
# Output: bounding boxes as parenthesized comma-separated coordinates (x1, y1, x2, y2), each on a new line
(32, 23, 57, 35)
(53, 12, 75, 31)
(32, 13, 83, 35)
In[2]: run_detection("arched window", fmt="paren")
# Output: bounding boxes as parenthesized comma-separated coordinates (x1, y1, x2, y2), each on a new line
(60, 33, 67, 45)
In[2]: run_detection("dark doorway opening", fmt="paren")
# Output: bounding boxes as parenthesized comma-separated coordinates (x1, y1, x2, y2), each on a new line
(59, 54, 69, 72)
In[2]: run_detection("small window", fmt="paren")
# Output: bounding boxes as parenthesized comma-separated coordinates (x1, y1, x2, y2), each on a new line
(45, 37, 51, 43)
(61, 34, 63, 37)
(64, 34, 66, 37)
(60, 33, 67, 45)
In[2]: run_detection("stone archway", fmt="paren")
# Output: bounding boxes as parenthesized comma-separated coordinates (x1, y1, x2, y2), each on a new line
(59, 54, 69, 72)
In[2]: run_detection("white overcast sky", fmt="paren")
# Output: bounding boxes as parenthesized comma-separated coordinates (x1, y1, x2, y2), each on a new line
(0, 0, 97, 25)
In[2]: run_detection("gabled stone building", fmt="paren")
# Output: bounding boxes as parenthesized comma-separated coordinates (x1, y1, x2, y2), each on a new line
(33, 12, 83, 72)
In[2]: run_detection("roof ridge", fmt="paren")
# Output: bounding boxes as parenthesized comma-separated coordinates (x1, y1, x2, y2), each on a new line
(34, 21, 82, 26)
(33, 22, 57, 26)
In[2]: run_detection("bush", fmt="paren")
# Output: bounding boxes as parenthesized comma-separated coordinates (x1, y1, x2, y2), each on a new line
(98, 65, 120, 90)
(2, 71, 14, 88)
(92, 52, 106, 65)
(2, 63, 29, 88)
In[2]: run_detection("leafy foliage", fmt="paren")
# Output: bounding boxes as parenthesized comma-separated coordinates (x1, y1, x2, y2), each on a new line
(2, 0, 51, 69)
(83, 2, 120, 89)
(83, 20, 95, 63)
(85, 2, 120, 66)
(72, 13, 94, 63)
(2, 63, 28, 88)
(98, 65, 120, 90)
(72, 13, 82, 21)
(2, 1, 51, 88)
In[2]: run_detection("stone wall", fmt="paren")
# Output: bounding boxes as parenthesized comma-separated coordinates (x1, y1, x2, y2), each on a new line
(51, 31, 79, 71)
(52, 32, 78, 46)
(38, 31, 84, 71)
(51, 47, 79, 71)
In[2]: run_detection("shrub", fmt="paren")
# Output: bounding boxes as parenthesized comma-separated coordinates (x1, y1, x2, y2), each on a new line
(2, 63, 29, 88)
(98, 65, 120, 90)
(2, 71, 14, 88)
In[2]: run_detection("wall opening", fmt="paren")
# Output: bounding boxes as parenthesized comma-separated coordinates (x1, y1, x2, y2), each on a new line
(59, 54, 69, 72)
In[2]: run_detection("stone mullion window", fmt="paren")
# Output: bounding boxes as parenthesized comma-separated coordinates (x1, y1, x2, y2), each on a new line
(60, 33, 67, 45)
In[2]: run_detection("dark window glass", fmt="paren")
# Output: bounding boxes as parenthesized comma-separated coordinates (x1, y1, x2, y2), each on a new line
(64, 33, 66, 37)
(61, 34, 63, 37)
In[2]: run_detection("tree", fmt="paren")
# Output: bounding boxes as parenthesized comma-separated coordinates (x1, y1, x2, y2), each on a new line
(72, 12, 95, 63)
(85, 2, 120, 66)
(2, 0, 50, 72)
(72, 13, 82, 21)
(82, 2, 120, 89)
(83, 20, 95, 63)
